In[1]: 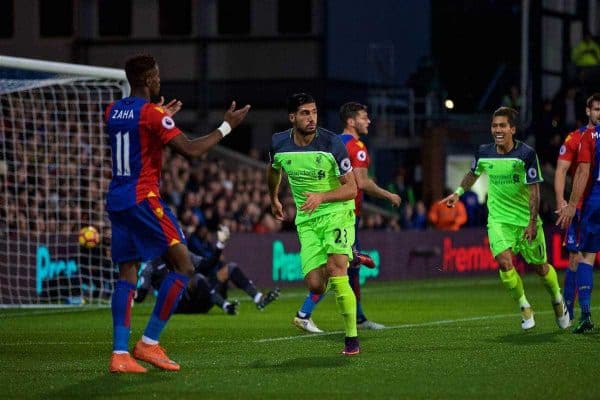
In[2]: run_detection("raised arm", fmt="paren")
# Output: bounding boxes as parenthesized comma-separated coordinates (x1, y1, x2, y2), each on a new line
(168, 101, 250, 158)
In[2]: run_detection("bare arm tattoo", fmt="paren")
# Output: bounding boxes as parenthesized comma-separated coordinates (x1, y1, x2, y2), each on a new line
(460, 171, 479, 190)
(528, 183, 540, 221)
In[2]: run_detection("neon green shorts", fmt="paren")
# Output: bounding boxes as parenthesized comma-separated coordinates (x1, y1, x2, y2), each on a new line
(487, 220, 547, 265)
(297, 209, 355, 276)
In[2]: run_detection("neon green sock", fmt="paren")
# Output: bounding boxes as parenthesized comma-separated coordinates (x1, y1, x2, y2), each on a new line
(540, 264, 562, 303)
(499, 268, 528, 305)
(329, 276, 357, 337)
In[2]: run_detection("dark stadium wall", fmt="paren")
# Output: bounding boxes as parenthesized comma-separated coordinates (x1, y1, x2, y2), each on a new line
(325, 0, 431, 86)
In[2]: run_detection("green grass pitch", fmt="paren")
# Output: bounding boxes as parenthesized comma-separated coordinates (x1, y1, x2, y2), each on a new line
(2, 273, 599, 399)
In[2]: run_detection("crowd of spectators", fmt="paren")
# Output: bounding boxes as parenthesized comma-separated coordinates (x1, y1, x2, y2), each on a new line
(9, 84, 576, 250)
(0, 86, 494, 250)
(1, 88, 111, 243)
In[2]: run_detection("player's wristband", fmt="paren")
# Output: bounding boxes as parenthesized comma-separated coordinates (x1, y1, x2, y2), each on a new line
(218, 121, 232, 137)
(454, 187, 465, 196)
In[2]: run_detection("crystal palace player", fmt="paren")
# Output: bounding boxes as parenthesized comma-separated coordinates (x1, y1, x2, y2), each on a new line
(293, 102, 400, 333)
(106, 53, 250, 373)
(554, 93, 600, 323)
(556, 120, 600, 333)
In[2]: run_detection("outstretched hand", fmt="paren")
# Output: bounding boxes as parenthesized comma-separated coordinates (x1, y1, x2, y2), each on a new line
(439, 193, 458, 208)
(156, 96, 182, 116)
(224, 101, 251, 129)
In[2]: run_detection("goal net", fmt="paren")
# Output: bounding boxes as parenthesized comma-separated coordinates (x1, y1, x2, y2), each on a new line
(0, 55, 129, 306)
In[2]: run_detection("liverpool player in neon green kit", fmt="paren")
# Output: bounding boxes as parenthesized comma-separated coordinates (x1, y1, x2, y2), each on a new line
(441, 107, 570, 330)
(268, 93, 360, 354)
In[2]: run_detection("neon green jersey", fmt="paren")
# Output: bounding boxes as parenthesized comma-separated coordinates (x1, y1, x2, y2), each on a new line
(269, 128, 354, 225)
(471, 140, 543, 226)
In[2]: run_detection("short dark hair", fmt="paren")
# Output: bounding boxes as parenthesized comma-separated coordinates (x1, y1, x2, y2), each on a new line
(125, 53, 157, 87)
(492, 106, 518, 127)
(339, 102, 367, 124)
(287, 93, 315, 113)
(587, 92, 600, 108)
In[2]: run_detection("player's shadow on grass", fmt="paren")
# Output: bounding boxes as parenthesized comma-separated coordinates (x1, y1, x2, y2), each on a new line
(295, 333, 374, 344)
(46, 372, 176, 399)
(495, 331, 563, 345)
(249, 356, 348, 370)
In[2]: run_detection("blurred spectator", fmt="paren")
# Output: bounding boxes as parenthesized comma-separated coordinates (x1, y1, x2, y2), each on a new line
(401, 201, 427, 230)
(412, 200, 428, 230)
(571, 29, 600, 84)
(552, 85, 585, 132)
(386, 167, 415, 215)
(460, 189, 484, 227)
(428, 189, 467, 231)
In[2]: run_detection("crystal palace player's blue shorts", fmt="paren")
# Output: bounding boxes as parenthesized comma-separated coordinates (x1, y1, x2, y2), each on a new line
(108, 196, 186, 264)
(564, 208, 581, 253)
(579, 199, 600, 253)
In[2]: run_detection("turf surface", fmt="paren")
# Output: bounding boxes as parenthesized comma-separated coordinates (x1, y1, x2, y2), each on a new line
(2, 273, 599, 399)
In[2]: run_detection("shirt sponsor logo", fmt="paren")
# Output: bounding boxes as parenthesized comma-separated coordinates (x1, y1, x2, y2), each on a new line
(162, 116, 175, 129)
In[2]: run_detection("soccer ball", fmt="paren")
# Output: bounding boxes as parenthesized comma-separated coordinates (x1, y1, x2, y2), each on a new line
(79, 226, 100, 249)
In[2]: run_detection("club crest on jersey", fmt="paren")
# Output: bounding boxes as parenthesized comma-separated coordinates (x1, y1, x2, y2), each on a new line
(341, 158, 352, 172)
(162, 116, 175, 129)
(357, 150, 367, 161)
(527, 167, 537, 179)
(559, 145, 566, 155)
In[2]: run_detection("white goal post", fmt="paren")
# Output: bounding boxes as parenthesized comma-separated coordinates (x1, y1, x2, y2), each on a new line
(0, 55, 129, 306)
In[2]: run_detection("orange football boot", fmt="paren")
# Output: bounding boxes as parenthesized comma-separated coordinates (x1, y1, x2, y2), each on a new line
(133, 340, 180, 371)
(109, 353, 147, 373)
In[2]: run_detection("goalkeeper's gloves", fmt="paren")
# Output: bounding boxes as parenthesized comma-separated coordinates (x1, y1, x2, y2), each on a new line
(216, 225, 230, 249)
(222, 299, 239, 315)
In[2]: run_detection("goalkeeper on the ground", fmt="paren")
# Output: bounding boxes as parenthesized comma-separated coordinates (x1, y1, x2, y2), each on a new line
(135, 225, 279, 314)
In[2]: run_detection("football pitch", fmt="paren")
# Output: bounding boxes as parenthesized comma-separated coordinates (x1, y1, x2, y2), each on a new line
(2, 274, 599, 400)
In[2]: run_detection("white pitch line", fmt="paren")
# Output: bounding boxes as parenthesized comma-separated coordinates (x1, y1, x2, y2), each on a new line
(254, 312, 520, 342)
(255, 305, 600, 343)
(3, 306, 590, 347)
